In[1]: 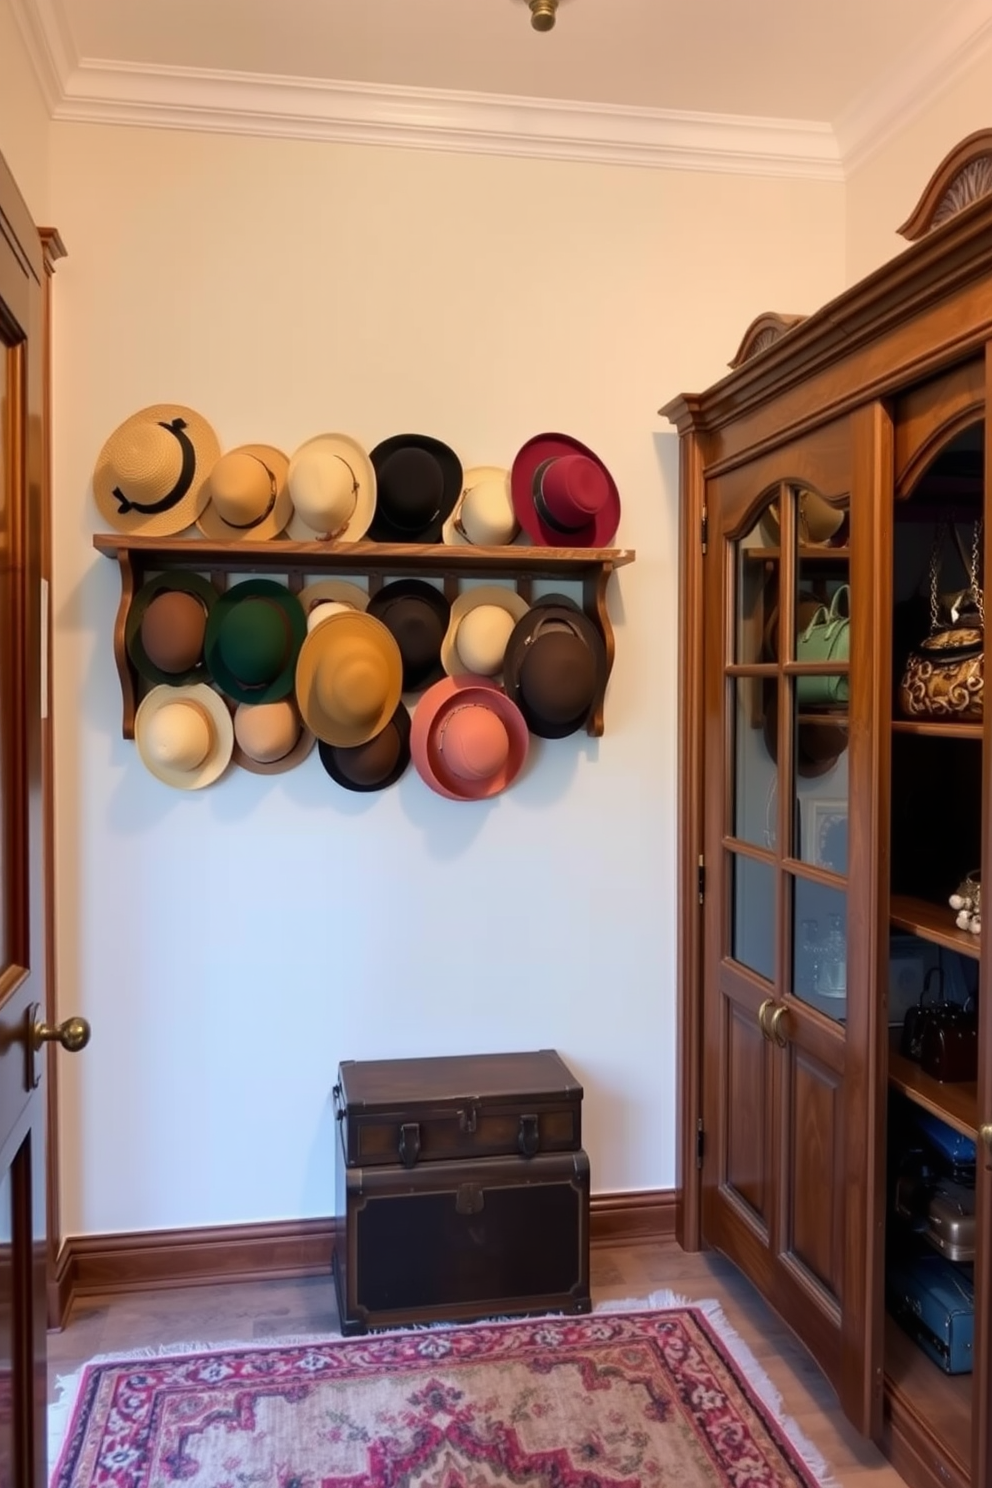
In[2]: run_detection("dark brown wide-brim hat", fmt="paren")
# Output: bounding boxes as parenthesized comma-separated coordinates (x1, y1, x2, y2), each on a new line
(366, 579, 451, 693)
(368, 434, 462, 543)
(318, 702, 411, 792)
(502, 594, 608, 738)
(125, 571, 218, 686)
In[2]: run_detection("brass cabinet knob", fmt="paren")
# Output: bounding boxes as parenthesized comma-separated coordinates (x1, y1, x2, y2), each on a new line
(758, 998, 775, 1041)
(768, 1004, 789, 1048)
(32, 1016, 91, 1054)
(980, 1123, 992, 1155)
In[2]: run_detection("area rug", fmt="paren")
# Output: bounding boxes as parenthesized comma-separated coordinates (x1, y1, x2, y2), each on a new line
(50, 1299, 836, 1487)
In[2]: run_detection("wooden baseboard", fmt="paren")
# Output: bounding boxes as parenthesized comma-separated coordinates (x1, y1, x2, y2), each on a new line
(53, 1189, 675, 1324)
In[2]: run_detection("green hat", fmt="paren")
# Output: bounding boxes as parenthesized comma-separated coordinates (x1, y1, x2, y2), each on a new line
(125, 571, 218, 686)
(205, 579, 306, 704)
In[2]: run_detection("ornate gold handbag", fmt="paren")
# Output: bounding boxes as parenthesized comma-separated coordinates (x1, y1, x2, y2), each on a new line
(899, 522, 984, 722)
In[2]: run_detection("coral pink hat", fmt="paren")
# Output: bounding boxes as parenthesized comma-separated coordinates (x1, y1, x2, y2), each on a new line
(411, 676, 529, 801)
(511, 432, 621, 548)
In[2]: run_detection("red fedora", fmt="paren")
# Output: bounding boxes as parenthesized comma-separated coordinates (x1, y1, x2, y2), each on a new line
(511, 433, 620, 548)
(411, 676, 529, 801)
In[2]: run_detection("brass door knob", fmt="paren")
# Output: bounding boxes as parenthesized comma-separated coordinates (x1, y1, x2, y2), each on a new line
(980, 1123, 992, 1155)
(758, 998, 775, 1041)
(32, 1016, 91, 1053)
(768, 1004, 789, 1048)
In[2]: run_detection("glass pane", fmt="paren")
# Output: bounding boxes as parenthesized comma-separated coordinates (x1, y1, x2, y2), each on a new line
(732, 678, 777, 849)
(736, 501, 779, 664)
(795, 690, 849, 871)
(732, 853, 775, 983)
(792, 877, 847, 1022)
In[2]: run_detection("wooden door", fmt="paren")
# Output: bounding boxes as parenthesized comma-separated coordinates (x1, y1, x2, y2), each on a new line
(700, 411, 887, 1435)
(0, 156, 70, 1488)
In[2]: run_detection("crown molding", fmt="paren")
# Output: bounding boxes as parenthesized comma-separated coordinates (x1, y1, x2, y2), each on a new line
(7, 0, 75, 113)
(835, 0, 992, 175)
(47, 60, 842, 179)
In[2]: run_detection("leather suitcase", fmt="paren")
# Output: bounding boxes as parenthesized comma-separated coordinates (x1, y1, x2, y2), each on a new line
(887, 1250, 974, 1374)
(333, 1050, 582, 1169)
(333, 1144, 592, 1336)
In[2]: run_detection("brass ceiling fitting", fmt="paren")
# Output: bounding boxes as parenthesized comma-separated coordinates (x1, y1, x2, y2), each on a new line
(529, 0, 559, 31)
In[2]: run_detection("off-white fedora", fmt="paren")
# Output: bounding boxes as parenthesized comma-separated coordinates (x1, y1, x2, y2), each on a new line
(287, 434, 376, 542)
(442, 467, 518, 547)
(296, 579, 370, 632)
(440, 586, 530, 679)
(134, 683, 233, 790)
(197, 444, 292, 541)
(93, 404, 221, 537)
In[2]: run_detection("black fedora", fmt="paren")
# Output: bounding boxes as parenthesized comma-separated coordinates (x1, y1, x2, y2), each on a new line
(368, 434, 462, 543)
(318, 703, 411, 792)
(502, 594, 607, 738)
(367, 579, 451, 693)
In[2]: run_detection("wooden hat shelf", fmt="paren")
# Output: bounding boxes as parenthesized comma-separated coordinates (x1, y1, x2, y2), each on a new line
(93, 534, 636, 741)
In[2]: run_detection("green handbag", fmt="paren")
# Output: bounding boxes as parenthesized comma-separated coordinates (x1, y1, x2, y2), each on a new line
(796, 586, 849, 706)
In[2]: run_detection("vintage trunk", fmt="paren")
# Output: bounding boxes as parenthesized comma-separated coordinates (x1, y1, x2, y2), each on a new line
(332, 1051, 590, 1335)
(333, 1050, 583, 1167)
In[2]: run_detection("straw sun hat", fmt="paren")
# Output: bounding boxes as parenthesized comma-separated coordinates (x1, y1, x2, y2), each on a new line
(93, 404, 221, 537)
(440, 586, 530, 680)
(442, 467, 518, 547)
(295, 610, 403, 747)
(197, 444, 292, 541)
(134, 683, 234, 790)
(286, 434, 376, 542)
(411, 676, 529, 801)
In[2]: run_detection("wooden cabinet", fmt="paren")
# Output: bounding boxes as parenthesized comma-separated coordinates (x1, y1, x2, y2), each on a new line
(664, 131, 992, 1488)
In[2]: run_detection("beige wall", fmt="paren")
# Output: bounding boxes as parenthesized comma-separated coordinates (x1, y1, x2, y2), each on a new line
(48, 119, 845, 1235)
(0, 0, 49, 220)
(845, 49, 992, 283)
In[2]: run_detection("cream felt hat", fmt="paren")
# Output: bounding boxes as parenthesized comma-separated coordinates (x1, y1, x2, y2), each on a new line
(134, 683, 233, 790)
(295, 610, 403, 747)
(442, 467, 519, 547)
(93, 404, 221, 537)
(232, 698, 315, 775)
(197, 444, 292, 541)
(296, 579, 370, 631)
(440, 586, 530, 679)
(286, 434, 376, 542)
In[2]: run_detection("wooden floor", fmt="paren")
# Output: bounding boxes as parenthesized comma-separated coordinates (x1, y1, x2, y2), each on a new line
(48, 1237, 910, 1486)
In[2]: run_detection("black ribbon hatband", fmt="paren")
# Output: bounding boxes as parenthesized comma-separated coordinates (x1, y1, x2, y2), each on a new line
(113, 419, 196, 516)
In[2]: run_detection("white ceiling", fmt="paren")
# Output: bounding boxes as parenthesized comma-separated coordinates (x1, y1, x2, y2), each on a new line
(11, 0, 992, 176)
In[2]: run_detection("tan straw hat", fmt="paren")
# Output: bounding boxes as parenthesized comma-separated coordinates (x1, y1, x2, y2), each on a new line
(295, 610, 403, 746)
(232, 698, 315, 775)
(442, 467, 518, 547)
(441, 586, 530, 679)
(197, 444, 292, 541)
(287, 434, 376, 542)
(93, 404, 221, 536)
(134, 683, 233, 789)
(297, 580, 370, 630)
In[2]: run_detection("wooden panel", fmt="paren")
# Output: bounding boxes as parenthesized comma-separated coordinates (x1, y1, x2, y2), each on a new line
(725, 1003, 769, 1223)
(884, 1317, 971, 1488)
(786, 1047, 842, 1300)
(893, 358, 985, 498)
(0, 1163, 11, 1481)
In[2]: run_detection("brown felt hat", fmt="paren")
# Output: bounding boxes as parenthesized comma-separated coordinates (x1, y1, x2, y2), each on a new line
(93, 404, 221, 536)
(367, 579, 451, 692)
(318, 703, 411, 792)
(502, 594, 607, 738)
(125, 571, 217, 686)
(295, 610, 403, 747)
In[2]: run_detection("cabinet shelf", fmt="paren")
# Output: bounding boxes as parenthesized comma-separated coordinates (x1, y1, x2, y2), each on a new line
(889, 894, 981, 961)
(887, 1033, 977, 1138)
(740, 545, 849, 563)
(94, 534, 636, 741)
(891, 720, 983, 740)
(884, 1316, 971, 1483)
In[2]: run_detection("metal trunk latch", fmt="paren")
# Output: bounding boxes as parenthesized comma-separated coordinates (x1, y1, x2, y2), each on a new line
(518, 1114, 540, 1158)
(398, 1122, 421, 1168)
